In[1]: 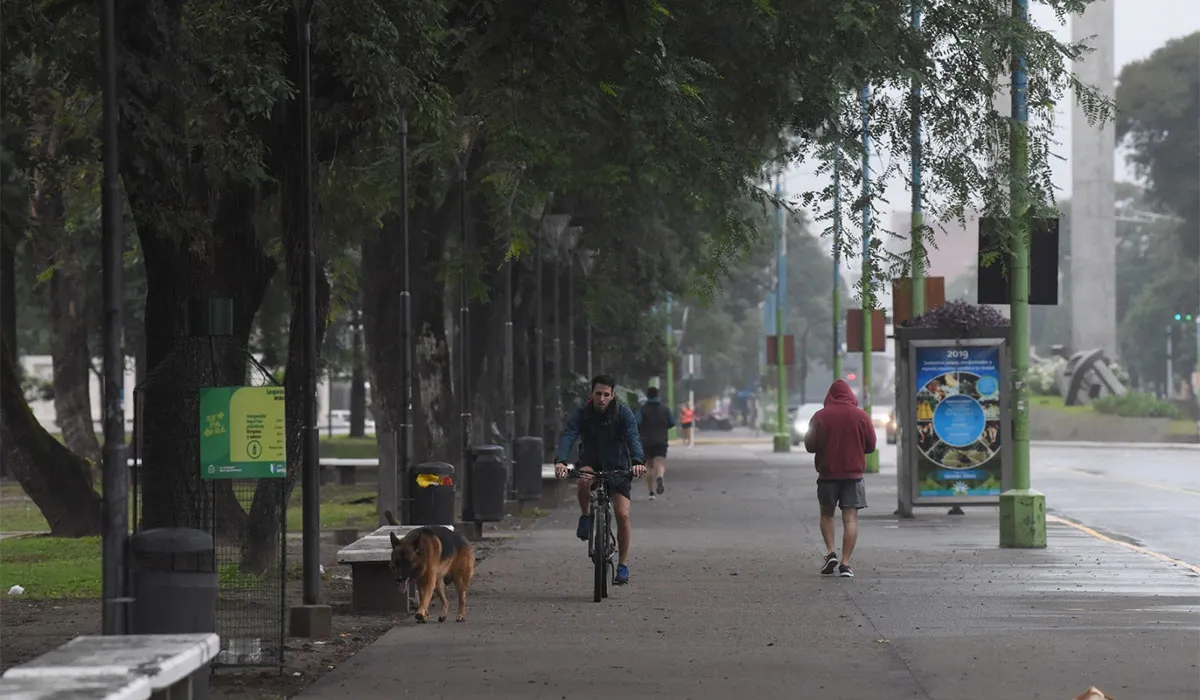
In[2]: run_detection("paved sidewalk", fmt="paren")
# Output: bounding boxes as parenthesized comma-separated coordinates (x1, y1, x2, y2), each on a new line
(299, 445, 1200, 700)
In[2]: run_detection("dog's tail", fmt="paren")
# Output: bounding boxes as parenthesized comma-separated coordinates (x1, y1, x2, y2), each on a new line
(383, 509, 400, 526)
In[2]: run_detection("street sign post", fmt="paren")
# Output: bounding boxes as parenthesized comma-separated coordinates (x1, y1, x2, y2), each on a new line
(199, 386, 287, 480)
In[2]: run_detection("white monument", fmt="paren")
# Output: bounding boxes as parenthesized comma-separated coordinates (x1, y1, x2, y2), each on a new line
(1070, 1, 1117, 358)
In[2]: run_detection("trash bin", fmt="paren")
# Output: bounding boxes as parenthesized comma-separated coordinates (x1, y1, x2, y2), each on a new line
(513, 436, 544, 501)
(464, 445, 507, 522)
(409, 461, 456, 525)
(130, 527, 217, 696)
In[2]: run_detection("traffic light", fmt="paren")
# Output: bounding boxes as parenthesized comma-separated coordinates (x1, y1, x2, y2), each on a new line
(846, 372, 857, 381)
(1174, 313, 1195, 322)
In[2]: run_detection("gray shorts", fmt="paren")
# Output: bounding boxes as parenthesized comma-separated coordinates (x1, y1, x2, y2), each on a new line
(817, 479, 867, 511)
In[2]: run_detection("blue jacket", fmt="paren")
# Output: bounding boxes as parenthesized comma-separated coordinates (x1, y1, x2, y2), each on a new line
(555, 401, 645, 471)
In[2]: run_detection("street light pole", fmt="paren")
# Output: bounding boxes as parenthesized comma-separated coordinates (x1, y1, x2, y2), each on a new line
(773, 172, 790, 453)
(567, 250, 575, 386)
(99, 0, 128, 636)
(999, 0, 1046, 549)
(398, 112, 413, 524)
(860, 85, 879, 474)
(295, 0, 323, 612)
(910, 0, 926, 318)
(666, 294, 676, 442)
(502, 192, 516, 500)
(832, 147, 843, 380)
(552, 234, 562, 426)
(534, 217, 545, 451)
(457, 144, 472, 491)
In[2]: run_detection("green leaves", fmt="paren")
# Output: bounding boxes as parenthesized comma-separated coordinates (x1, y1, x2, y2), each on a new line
(787, 0, 1117, 301)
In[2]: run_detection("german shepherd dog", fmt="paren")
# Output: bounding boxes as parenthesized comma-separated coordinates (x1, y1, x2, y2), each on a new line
(383, 510, 475, 623)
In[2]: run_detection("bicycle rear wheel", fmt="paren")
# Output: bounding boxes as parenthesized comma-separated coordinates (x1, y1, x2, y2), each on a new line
(593, 504, 606, 602)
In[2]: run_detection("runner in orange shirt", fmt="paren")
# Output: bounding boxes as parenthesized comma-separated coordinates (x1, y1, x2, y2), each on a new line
(679, 402, 695, 447)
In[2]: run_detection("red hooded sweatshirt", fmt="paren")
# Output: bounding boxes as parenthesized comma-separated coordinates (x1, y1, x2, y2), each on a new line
(803, 379, 877, 480)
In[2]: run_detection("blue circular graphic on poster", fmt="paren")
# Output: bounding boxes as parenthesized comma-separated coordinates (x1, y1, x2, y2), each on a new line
(976, 376, 998, 397)
(931, 395, 986, 447)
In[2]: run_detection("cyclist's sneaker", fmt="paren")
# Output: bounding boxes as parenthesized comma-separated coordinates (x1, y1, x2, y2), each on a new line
(614, 564, 629, 585)
(648, 492, 656, 501)
(655, 476, 665, 495)
(838, 563, 854, 578)
(576, 514, 592, 541)
(821, 552, 839, 575)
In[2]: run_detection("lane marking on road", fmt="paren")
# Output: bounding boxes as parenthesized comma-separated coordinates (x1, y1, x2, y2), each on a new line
(1046, 513, 1200, 576)
(1047, 466, 1200, 497)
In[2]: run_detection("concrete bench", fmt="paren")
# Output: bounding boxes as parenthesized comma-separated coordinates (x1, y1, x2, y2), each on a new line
(1, 633, 220, 700)
(0, 673, 153, 700)
(336, 525, 455, 614)
(319, 457, 377, 486)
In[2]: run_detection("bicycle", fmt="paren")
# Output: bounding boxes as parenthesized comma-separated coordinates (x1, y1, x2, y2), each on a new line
(565, 467, 628, 602)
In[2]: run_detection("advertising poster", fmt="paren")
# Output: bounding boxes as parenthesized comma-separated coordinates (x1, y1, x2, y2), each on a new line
(913, 346, 1003, 499)
(199, 386, 287, 479)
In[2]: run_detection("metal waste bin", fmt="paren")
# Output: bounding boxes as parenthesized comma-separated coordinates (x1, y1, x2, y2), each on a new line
(465, 445, 507, 522)
(409, 461, 456, 525)
(513, 436, 544, 501)
(130, 527, 217, 696)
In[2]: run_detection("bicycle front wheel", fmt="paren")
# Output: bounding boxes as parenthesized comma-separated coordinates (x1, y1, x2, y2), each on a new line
(601, 506, 612, 599)
(593, 503, 607, 602)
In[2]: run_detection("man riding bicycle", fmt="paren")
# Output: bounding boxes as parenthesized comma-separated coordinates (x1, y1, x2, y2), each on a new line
(554, 374, 647, 585)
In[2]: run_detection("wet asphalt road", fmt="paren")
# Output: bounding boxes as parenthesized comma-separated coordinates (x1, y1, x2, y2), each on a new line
(876, 435, 1200, 568)
(300, 441, 1199, 700)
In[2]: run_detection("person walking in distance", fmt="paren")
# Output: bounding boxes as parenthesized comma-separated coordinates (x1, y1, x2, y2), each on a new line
(804, 379, 876, 577)
(636, 386, 676, 500)
(679, 402, 695, 447)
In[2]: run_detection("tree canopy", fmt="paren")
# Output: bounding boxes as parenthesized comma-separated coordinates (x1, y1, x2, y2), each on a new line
(0, 0, 1118, 544)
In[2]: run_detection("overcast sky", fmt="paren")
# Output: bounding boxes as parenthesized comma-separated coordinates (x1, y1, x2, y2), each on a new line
(781, 1, 1200, 244)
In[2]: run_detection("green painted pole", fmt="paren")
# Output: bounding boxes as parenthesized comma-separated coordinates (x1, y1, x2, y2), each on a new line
(774, 174, 790, 452)
(860, 86, 879, 473)
(666, 294, 677, 442)
(833, 147, 843, 380)
(999, 0, 1046, 548)
(910, 0, 925, 317)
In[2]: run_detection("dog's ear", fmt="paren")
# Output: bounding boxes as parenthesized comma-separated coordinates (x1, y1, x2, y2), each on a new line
(390, 531, 402, 548)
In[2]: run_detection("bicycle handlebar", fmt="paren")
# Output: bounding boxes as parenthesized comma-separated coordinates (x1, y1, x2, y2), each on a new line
(562, 467, 634, 479)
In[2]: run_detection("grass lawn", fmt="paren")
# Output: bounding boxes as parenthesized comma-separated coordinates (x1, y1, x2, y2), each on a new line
(0, 484, 377, 600)
(0, 536, 102, 598)
(1, 482, 377, 536)
(0, 483, 54, 532)
(1029, 395, 1095, 415)
(319, 435, 378, 459)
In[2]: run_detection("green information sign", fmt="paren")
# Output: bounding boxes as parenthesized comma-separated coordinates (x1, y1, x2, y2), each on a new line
(199, 386, 287, 480)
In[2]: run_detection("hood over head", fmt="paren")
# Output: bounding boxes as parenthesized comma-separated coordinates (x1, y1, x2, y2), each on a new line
(824, 379, 858, 408)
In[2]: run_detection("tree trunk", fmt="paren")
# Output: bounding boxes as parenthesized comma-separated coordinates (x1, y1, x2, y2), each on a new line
(49, 239, 103, 471)
(1, 228, 16, 481)
(117, 1, 277, 536)
(0, 336, 102, 536)
(363, 176, 457, 469)
(1, 229, 15, 364)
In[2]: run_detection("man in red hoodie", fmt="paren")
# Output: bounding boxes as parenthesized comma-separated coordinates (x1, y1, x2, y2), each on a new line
(803, 379, 876, 577)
